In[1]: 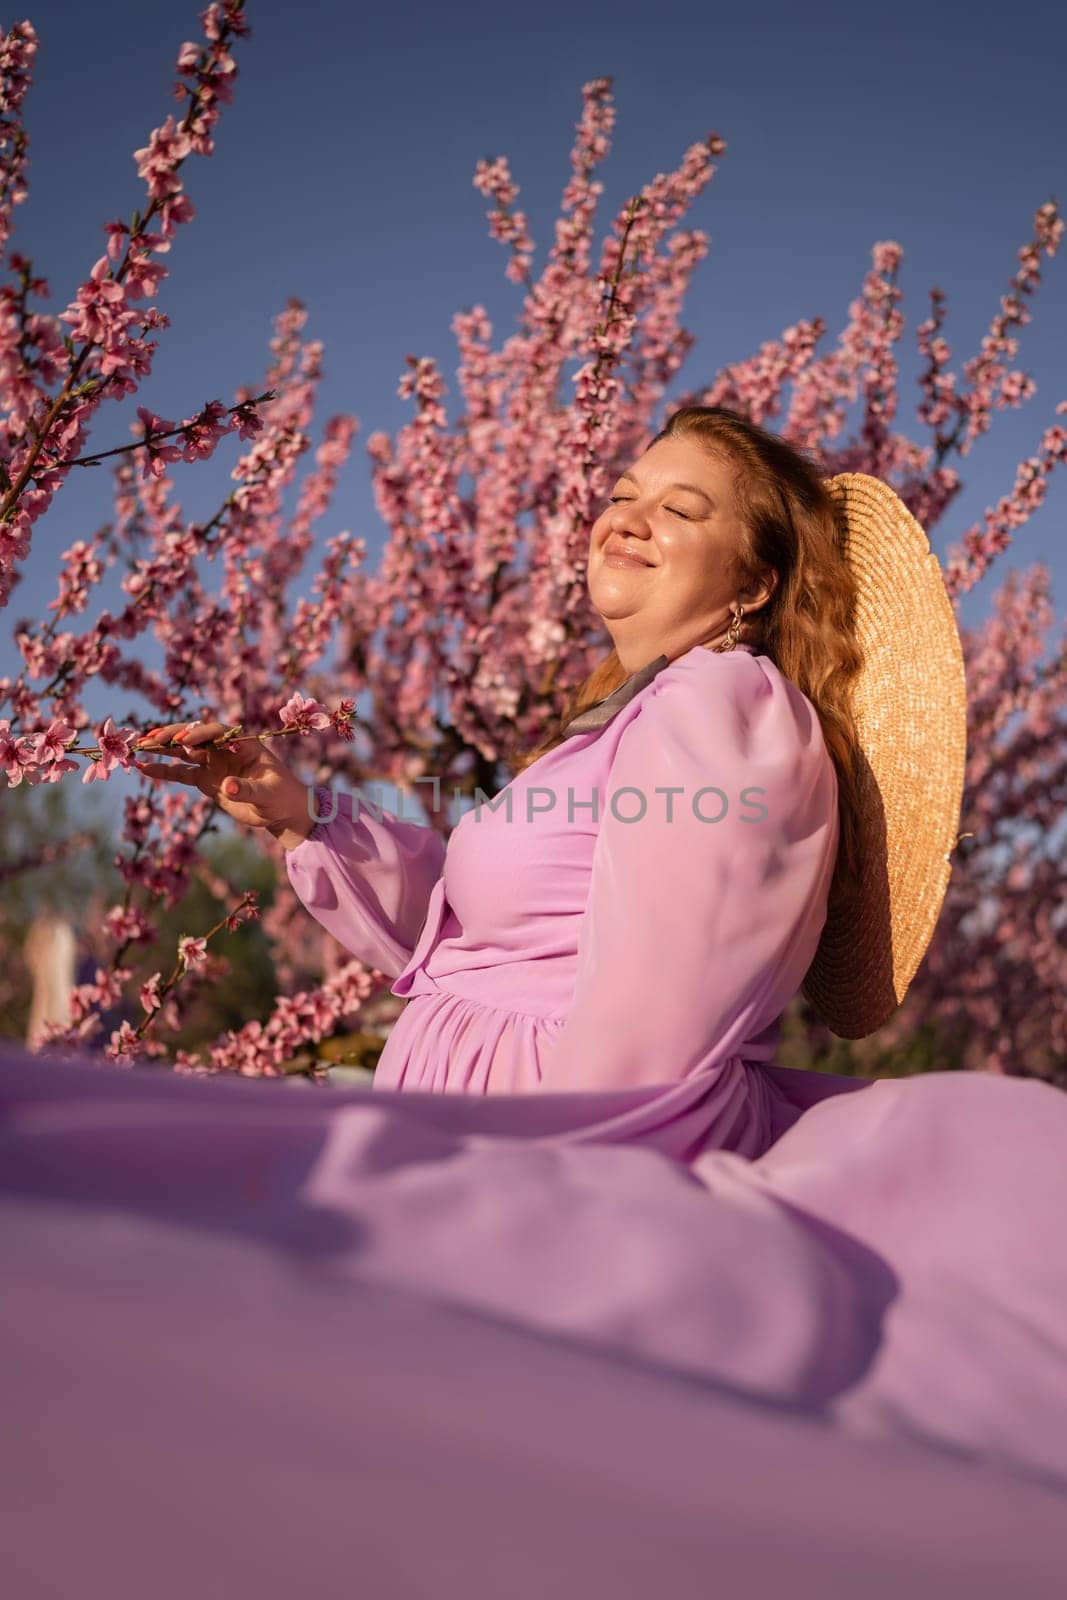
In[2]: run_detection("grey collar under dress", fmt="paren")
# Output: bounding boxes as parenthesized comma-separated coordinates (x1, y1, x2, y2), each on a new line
(560, 642, 760, 738)
(560, 654, 669, 738)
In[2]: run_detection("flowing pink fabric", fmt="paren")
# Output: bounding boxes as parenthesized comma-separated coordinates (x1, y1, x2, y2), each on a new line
(4, 639, 1067, 1593)
(3, 1045, 1067, 1596)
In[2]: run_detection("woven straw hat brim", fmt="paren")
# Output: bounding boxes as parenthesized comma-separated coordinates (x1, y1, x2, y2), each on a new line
(801, 473, 968, 1040)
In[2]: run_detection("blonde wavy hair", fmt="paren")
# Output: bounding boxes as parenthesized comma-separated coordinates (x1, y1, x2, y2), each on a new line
(510, 405, 865, 903)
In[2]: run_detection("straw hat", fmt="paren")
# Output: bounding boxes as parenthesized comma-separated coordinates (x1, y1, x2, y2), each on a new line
(800, 472, 968, 1039)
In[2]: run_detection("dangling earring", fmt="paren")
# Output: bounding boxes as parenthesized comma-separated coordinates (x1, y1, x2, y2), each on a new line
(713, 604, 745, 653)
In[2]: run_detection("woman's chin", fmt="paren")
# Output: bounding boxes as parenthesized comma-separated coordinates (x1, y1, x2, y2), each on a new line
(587, 586, 644, 621)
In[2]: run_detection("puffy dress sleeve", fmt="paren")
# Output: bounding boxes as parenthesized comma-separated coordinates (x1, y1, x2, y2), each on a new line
(536, 654, 839, 1094)
(284, 788, 447, 978)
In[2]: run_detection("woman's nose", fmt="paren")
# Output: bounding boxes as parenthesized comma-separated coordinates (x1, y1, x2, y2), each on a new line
(610, 509, 650, 535)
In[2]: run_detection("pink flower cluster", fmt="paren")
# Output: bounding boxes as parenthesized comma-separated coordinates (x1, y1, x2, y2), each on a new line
(0, 22, 36, 257)
(0, 713, 133, 786)
(173, 959, 379, 1078)
(130, 396, 264, 480)
(473, 156, 534, 284)
(0, 3, 253, 607)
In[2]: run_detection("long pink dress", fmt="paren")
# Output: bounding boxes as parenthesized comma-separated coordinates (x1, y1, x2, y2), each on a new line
(4, 642, 1067, 1594)
(286, 640, 867, 1156)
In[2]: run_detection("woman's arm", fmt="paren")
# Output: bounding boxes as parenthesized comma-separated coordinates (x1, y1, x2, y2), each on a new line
(285, 788, 447, 978)
(133, 721, 447, 980)
(536, 655, 839, 1094)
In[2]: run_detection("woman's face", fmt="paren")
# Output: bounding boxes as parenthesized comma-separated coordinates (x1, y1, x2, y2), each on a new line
(586, 434, 773, 667)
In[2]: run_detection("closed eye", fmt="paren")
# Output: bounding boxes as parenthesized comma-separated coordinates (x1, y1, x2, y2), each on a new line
(607, 495, 697, 519)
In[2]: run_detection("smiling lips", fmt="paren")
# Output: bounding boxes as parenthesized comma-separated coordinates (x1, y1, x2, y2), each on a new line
(603, 540, 654, 568)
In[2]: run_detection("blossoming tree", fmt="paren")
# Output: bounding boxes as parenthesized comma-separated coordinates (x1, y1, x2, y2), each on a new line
(1, 7, 1064, 1081)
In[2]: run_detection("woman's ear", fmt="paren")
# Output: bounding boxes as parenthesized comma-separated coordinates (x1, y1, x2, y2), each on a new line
(739, 564, 778, 612)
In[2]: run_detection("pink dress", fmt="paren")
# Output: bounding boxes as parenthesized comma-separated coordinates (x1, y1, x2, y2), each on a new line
(4, 643, 1067, 1578)
(286, 640, 865, 1157)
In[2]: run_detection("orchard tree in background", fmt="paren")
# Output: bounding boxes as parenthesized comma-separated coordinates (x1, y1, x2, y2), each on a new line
(0, 9, 1064, 1081)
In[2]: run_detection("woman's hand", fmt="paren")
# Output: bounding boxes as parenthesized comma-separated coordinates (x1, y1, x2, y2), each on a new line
(134, 720, 316, 852)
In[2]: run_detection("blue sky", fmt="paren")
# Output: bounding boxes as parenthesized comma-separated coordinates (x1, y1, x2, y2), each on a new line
(3, 0, 1065, 704)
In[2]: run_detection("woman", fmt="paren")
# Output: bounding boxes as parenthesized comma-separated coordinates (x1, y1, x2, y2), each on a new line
(5, 409, 1067, 1590)
(131, 407, 888, 1154)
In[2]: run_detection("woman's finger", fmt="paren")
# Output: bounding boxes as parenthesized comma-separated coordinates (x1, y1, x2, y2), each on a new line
(175, 721, 231, 748)
(135, 721, 193, 750)
(133, 758, 209, 788)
